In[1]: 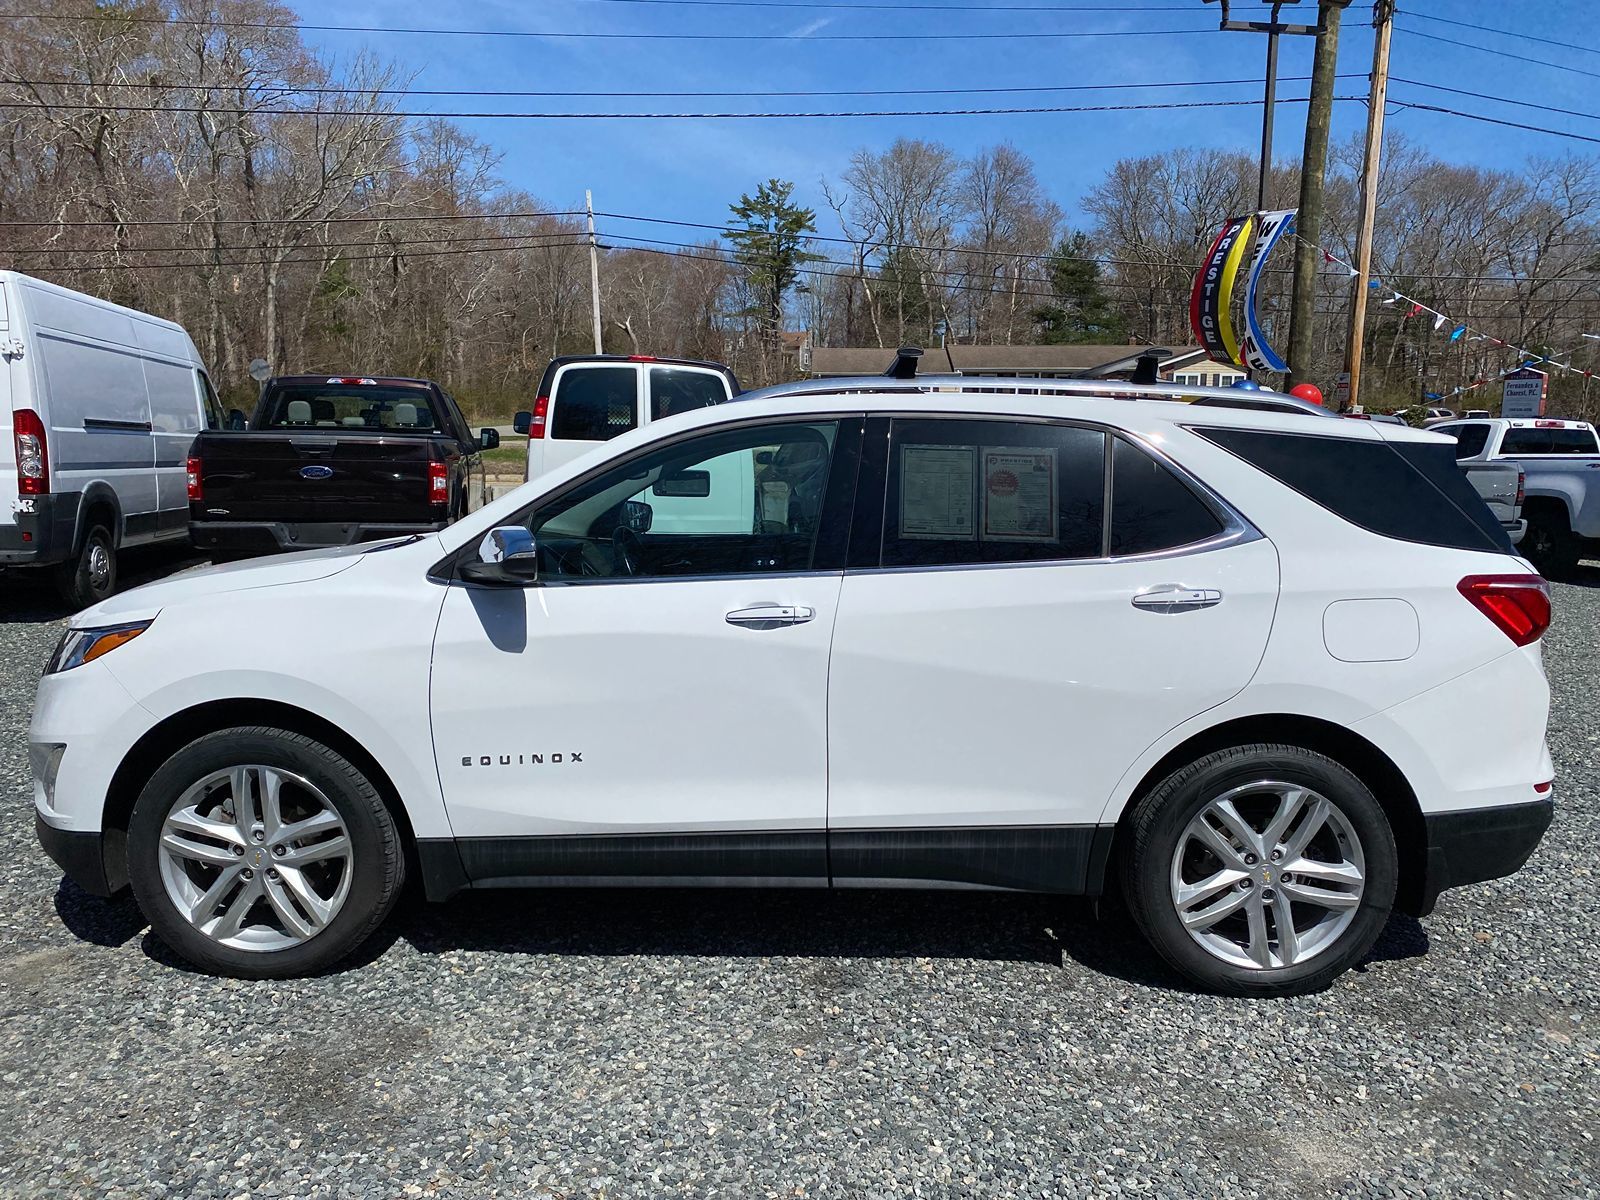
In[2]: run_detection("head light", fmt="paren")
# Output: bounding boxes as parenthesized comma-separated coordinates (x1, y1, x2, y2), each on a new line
(46, 620, 154, 674)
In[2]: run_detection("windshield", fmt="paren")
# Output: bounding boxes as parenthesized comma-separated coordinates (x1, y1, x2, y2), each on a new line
(260, 383, 442, 433)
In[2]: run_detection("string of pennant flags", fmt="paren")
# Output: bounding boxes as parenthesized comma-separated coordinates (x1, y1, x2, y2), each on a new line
(1295, 233, 1600, 402)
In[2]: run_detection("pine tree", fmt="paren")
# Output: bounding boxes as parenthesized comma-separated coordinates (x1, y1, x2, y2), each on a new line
(1033, 233, 1126, 344)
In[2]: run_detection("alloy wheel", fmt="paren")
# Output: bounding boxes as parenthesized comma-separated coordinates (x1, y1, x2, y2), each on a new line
(1169, 780, 1366, 970)
(157, 764, 353, 951)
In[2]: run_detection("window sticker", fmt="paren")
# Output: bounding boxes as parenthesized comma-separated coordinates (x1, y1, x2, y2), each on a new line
(981, 447, 1058, 543)
(900, 444, 976, 540)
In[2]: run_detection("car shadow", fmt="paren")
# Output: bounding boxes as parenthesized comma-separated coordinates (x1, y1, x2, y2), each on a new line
(1, 544, 213, 623)
(1553, 560, 1600, 590)
(53, 879, 1429, 992)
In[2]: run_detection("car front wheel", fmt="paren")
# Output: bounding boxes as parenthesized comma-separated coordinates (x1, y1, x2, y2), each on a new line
(127, 727, 404, 978)
(1122, 744, 1398, 997)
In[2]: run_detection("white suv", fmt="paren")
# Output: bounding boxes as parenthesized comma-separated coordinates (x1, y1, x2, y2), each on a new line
(30, 378, 1555, 996)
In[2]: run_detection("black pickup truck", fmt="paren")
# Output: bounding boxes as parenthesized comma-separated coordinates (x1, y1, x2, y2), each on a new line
(187, 375, 497, 557)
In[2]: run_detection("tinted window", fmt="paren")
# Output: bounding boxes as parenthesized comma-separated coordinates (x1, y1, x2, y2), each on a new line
(260, 384, 440, 431)
(522, 421, 839, 580)
(1443, 423, 1489, 460)
(882, 418, 1105, 567)
(651, 368, 725, 421)
(551, 366, 638, 441)
(1499, 426, 1600, 455)
(1110, 438, 1225, 555)
(1197, 427, 1509, 554)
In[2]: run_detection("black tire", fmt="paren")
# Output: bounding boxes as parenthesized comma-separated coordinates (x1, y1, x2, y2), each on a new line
(1121, 744, 1398, 998)
(53, 523, 116, 609)
(126, 727, 405, 979)
(1523, 507, 1580, 579)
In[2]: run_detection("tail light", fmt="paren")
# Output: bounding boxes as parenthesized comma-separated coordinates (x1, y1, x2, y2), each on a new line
(1458, 574, 1551, 646)
(186, 455, 202, 501)
(527, 395, 549, 439)
(1515, 468, 1525, 507)
(14, 408, 47, 494)
(429, 460, 449, 506)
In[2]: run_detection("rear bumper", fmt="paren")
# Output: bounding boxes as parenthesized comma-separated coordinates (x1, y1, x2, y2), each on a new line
(191, 518, 448, 555)
(1416, 797, 1553, 916)
(0, 493, 80, 566)
(1505, 518, 1527, 546)
(36, 811, 126, 897)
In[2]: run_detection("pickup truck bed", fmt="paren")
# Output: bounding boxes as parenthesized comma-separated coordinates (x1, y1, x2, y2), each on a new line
(188, 376, 494, 557)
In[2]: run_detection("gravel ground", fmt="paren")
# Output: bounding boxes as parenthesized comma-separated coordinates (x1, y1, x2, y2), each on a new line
(0, 558, 1596, 1199)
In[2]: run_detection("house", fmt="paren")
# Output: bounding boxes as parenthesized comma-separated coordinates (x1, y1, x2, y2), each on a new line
(807, 343, 1245, 384)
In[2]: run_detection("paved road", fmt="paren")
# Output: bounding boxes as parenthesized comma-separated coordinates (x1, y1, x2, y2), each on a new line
(0, 565, 1596, 1198)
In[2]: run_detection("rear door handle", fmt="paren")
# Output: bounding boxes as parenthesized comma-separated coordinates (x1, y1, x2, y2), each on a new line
(1131, 585, 1222, 614)
(725, 605, 816, 628)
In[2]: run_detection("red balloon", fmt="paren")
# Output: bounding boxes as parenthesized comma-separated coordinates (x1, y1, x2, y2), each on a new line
(1289, 383, 1324, 406)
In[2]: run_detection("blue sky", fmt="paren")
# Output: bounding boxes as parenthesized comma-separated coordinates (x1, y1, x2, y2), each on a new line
(303, 1, 1593, 239)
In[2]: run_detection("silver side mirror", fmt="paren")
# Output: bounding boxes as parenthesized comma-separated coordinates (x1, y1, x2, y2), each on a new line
(461, 526, 539, 585)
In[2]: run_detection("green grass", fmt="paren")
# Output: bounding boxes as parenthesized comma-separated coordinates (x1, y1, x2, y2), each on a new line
(481, 442, 527, 472)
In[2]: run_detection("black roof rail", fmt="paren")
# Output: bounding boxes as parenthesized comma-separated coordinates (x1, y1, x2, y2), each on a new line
(885, 347, 924, 380)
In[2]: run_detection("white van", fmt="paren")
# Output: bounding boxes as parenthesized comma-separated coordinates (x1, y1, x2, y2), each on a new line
(514, 354, 739, 482)
(0, 272, 223, 607)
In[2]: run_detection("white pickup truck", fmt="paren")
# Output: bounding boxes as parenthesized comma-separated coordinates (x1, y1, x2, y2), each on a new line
(1433, 416, 1600, 576)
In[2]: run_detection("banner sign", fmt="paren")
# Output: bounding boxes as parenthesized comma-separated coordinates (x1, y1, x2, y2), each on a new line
(1501, 367, 1547, 419)
(1189, 214, 1253, 367)
(1239, 208, 1296, 374)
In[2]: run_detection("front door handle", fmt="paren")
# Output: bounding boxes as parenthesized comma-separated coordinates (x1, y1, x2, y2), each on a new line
(726, 605, 816, 628)
(1131, 585, 1222, 614)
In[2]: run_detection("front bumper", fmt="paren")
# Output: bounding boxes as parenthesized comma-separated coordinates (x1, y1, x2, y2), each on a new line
(36, 811, 127, 897)
(0, 492, 81, 566)
(1415, 797, 1553, 916)
(191, 518, 447, 556)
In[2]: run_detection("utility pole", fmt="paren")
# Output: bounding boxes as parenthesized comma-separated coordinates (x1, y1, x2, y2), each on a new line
(1341, 0, 1395, 411)
(585, 189, 603, 354)
(1286, 0, 1348, 388)
(1257, 3, 1283, 212)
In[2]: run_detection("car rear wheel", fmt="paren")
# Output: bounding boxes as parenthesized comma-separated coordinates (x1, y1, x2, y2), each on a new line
(1121, 744, 1398, 997)
(1522, 507, 1579, 578)
(54, 523, 116, 610)
(126, 727, 404, 978)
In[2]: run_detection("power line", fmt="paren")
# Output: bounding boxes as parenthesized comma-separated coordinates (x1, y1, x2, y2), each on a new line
(2, 11, 1216, 41)
(1, 75, 1338, 101)
(0, 210, 581, 228)
(1395, 8, 1600, 59)
(1392, 77, 1600, 126)
(1390, 98, 1600, 148)
(1398, 27, 1600, 82)
(0, 94, 1348, 120)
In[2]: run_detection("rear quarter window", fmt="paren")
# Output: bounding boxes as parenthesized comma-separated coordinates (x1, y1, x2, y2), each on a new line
(1195, 426, 1510, 554)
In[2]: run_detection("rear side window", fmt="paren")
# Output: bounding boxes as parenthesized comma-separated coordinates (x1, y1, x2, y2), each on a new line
(1197, 427, 1509, 554)
(552, 366, 638, 442)
(650, 368, 725, 421)
(1500, 426, 1600, 455)
(1109, 438, 1225, 555)
(1443, 423, 1489, 460)
(882, 418, 1105, 567)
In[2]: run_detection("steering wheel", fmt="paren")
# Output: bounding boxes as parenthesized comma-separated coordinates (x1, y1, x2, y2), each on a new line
(611, 526, 643, 577)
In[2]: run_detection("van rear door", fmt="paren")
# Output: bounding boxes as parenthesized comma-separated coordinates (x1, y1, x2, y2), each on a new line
(0, 276, 17, 530)
(538, 362, 641, 478)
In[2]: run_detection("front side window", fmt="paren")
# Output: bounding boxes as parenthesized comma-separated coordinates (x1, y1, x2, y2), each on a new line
(881, 418, 1106, 567)
(551, 366, 638, 441)
(1109, 437, 1225, 555)
(195, 371, 226, 430)
(650, 367, 726, 421)
(521, 421, 840, 581)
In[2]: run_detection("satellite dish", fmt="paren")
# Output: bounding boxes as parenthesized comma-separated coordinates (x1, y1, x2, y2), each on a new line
(248, 358, 271, 383)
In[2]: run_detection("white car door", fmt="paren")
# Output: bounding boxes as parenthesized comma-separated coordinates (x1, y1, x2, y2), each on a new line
(429, 415, 862, 885)
(825, 416, 1280, 891)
